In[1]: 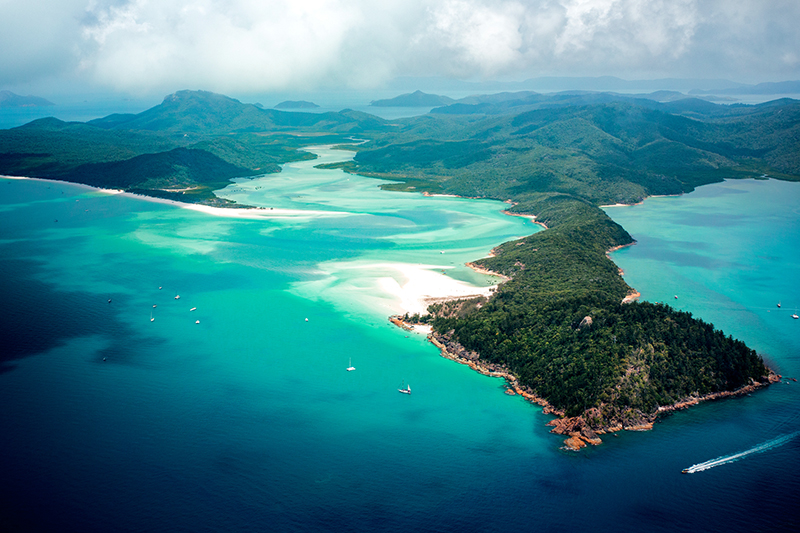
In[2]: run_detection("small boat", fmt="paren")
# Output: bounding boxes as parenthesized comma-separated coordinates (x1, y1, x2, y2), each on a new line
(153, 304, 157, 308)
(108, 298, 112, 304)
(305, 318, 309, 322)
(793, 314, 799, 320)
(346, 358, 355, 372)
(681, 469, 689, 474)
(150, 311, 154, 322)
(159, 286, 162, 290)
(195, 320, 200, 324)
(398, 382, 411, 395)
(190, 307, 196, 312)
(777, 302, 782, 308)
(174, 294, 180, 300)
(674, 295, 678, 299)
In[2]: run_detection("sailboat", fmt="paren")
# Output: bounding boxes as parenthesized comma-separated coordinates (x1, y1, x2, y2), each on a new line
(346, 358, 355, 372)
(398, 381, 411, 394)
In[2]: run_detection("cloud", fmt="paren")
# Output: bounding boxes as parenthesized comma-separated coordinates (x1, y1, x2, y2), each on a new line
(413, 0, 700, 79)
(79, 0, 368, 93)
(0, 0, 87, 86)
(1, 0, 799, 94)
(412, 1, 527, 77)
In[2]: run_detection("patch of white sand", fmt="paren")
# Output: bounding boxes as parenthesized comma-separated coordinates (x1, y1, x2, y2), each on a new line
(321, 261, 500, 316)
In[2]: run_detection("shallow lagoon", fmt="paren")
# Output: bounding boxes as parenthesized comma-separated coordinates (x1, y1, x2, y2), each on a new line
(1, 156, 798, 531)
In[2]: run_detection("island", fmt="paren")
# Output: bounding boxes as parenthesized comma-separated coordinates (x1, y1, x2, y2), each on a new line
(274, 100, 319, 109)
(2, 88, 797, 449)
(0, 90, 55, 108)
(370, 90, 454, 107)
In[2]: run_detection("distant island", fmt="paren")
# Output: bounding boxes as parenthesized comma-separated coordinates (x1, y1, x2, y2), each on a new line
(274, 100, 319, 109)
(2, 88, 794, 450)
(689, 80, 800, 96)
(370, 90, 454, 107)
(0, 90, 55, 108)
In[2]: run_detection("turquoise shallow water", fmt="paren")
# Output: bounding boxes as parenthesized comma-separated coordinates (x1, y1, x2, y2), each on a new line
(1, 160, 799, 532)
(605, 179, 800, 378)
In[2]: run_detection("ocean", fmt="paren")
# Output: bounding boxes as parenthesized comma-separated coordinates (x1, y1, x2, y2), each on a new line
(1, 151, 798, 531)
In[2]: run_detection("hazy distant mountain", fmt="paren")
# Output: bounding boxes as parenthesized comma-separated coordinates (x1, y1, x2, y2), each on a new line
(690, 81, 800, 95)
(0, 90, 55, 108)
(385, 76, 748, 93)
(429, 91, 672, 116)
(370, 90, 455, 107)
(427, 89, 782, 117)
(520, 76, 747, 92)
(274, 100, 319, 109)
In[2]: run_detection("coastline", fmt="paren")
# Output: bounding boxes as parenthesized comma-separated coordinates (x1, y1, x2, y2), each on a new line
(465, 261, 511, 281)
(500, 200, 549, 229)
(425, 330, 564, 417)
(500, 210, 548, 229)
(599, 193, 684, 209)
(389, 315, 779, 451)
(605, 241, 640, 303)
(8, 171, 782, 453)
(1, 174, 352, 219)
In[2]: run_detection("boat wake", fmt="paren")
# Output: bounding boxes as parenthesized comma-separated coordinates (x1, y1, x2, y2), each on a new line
(683, 431, 800, 474)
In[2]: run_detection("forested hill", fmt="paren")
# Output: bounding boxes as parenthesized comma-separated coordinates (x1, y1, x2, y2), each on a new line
(0, 90, 391, 203)
(424, 195, 769, 434)
(348, 95, 796, 442)
(87, 90, 389, 135)
(347, 97, 800, 205)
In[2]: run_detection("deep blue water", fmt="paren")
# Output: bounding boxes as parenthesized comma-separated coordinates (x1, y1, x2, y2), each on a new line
(1, 168, 798, 532)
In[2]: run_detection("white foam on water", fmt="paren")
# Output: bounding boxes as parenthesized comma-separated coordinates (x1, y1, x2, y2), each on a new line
(684, 431, 800, 473)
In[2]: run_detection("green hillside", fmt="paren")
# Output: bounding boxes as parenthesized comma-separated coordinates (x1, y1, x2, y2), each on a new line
(360, 97, 796, 437)
(348, 100, 800, 206)
(0, 90, 389, 202)
(425, 195, 766, 426)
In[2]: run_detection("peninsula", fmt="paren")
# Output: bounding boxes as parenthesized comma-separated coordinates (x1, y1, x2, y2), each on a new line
(2, 89, 796, 449)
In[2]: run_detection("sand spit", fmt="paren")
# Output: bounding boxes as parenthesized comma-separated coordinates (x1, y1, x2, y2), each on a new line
(1, 175, 352, 219)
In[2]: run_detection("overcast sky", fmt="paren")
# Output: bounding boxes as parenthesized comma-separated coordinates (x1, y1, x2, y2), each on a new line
(2, 0, 799, 97)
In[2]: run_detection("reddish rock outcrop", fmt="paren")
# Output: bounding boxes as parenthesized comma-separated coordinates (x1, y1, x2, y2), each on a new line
(392, 318, 778, 453)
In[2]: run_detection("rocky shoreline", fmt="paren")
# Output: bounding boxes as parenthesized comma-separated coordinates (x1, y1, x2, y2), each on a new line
(391, 316, 779, 451)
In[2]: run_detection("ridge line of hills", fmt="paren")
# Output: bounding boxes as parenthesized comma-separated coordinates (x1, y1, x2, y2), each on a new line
(386, 76, 800, 94)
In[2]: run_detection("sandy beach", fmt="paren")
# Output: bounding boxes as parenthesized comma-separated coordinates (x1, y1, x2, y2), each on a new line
(501, 210, 548, 229)
(2, 175, 352, 219)
(326, 261, 501, 316)
(599, 193, 683, 209)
